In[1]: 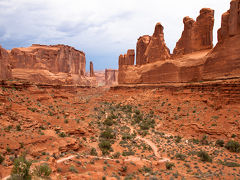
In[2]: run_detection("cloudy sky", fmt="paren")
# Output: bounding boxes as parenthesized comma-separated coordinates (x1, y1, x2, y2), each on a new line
(0, 0, 230, 70)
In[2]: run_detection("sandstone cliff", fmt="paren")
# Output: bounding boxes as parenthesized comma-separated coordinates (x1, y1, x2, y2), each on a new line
(105, 69, 118, 86)
(9, 44, 88, 85)
(136, 35, 151, 65)
(0, 46, 12, 80)
(118, 1, 240, 85)
(173, 8, 214, 57)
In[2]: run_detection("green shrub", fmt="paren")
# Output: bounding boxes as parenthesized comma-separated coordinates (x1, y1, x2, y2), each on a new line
(0, 154, 4, 164)
(166, 162, 175, 170)
(197, 151, 212, 162)
(10, 155, 32, 180)
(216, 140, 224, 147)
(103, 117, 115, 126)
(175, 136, 182, 143)
(33, 163, 52, 177)
(69, 165, 78, 173)
(90, 148, 98, 156)
(16, 125, 21, 131)
(100, 128, 115, 139)
(225, 140, 240, 152)
(99, 140, 112, 155)
(175, 153, 186, 161)
(223, 161, 240, 167)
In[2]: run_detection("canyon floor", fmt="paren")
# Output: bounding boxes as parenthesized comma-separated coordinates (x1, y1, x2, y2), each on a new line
(1, 80, 240, 179)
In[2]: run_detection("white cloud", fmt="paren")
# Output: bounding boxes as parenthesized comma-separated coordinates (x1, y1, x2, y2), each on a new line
(0, 0, 230, 69)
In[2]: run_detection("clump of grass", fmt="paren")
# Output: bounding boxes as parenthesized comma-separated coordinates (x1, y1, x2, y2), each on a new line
(197, 151, 212, 162)
(166, 162, 175, 170)
(225, 140, 240, 153)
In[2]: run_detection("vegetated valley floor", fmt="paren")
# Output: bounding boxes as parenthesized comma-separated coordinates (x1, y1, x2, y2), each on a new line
(1, 80, 240, 179)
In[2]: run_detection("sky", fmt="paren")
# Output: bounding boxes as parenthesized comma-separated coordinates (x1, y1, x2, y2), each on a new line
(0, 0, 230, 71)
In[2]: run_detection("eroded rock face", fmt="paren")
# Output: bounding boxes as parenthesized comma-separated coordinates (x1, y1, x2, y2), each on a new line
(218, 0, 240, 41)
(173, 8, 214, 56)
(105, 69, 118, 86)
(10, 44, 86, 75)
(90, 61, 95, 77)
(144, 23, 170, 63)
(136, 35, 151, 65)
(0, 46, 12, 80)
(9, 44, 89, 85)
(203, 0, 240, 80)
(119, 49, 135, 66)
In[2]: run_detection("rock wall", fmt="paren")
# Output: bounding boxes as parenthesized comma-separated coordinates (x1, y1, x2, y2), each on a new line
(10, 44, 86, 76)
(173, 8, 214, 57)
(136, 35, 151, 65)
(118, 1, 240, 85)
(119, 49, 135, 66)
(90, 61, 95, 77)
(0, 46, 12, 80)
(105, 69, 118, 86)
(202, 0, 240, 80)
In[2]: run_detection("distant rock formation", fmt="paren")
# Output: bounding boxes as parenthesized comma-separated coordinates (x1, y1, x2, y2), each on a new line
(136, 35, 151, 65)
(118, 1, 240, 85)
(144, 23, 170, 63)
(105, 69, 118, 86)
(173, 8, 214, 57)
(119, 49, 135, 66)
(90, 61, 95, 77)
(8, 44, 89, 85)
(0, 46, 12, 80)
(10, 44, 86, 75)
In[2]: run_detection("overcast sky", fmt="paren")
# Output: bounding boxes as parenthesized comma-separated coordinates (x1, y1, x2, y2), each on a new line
(0, 0, 230, 70)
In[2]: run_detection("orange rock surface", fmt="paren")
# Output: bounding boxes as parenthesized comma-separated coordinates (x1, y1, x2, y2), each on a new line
(105, 69, 118, 86)
(173, 8, 214, 57)
(0, 46, 12, 80)
(118, 1, 240, 85)
(90, 61, 95, 77)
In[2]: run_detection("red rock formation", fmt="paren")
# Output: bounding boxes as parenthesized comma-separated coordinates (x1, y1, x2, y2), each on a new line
(105, 69, 118, 86)
(144, 23, 170, 63)
(136, 35, 151, 65)
(10, 44, 86, 75)
(118, 49, 135, 66)
(0, 46, 12, 80)
(203, 0, 240, 80)
(90, 61, 95, 77)
(218, 0, 240, 42)
(173, 8, 214, 56)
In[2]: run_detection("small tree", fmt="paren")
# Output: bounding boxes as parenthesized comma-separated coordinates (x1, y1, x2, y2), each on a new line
(33, 163, 52, 178)
(11, 155, 32, 180)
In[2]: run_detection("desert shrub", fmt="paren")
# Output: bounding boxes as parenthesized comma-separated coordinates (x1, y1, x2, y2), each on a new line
(216, 140, 224, 147)
(0, 154, 4, 164)
(201, 135, 209, 145)
(166, 162, 175, 170)
(16, 125, 21, 131)
(33, 163, 52, 177)
(100, 128, 115, 139)
(69, 165, 78, 173)
(112, 152, 120, 159)
(103, 117, 115, 126)
(10, 155, 32, 180)
(122, 150, 135, 156)
(197, 151, 212, 162)
(122, 134, 132, 140)
(58, 132, 66, 137)
(90, 148, 98, 156)
(223, 161, 240, 167)
(175, 136, 182, 143)
(175, 153, 186, 161)
(225, 140, 240, 153)
(99, 140, 112, 155)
